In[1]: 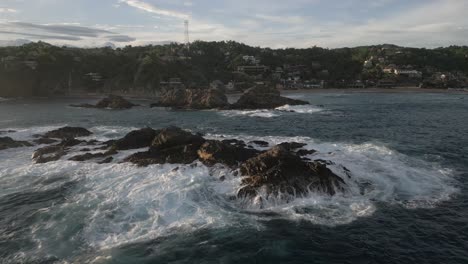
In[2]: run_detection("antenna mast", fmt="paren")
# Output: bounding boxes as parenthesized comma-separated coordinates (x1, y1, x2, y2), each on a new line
(184, 20, 190, 50)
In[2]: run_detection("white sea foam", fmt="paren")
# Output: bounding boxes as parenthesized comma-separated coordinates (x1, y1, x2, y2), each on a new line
(0, 125, 459, 254)
(206, 133, 458, 224)
(219, 105, 325, 118)
(218, 109, 280, 118)
(275, 104, 324, 114)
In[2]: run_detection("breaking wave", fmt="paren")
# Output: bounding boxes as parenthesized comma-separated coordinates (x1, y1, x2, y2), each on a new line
(219, 105, 325, 118)
(0, 126, 458, 259)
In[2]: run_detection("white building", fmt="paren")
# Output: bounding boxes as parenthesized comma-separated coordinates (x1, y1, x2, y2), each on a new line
(394, 69, 422, 78)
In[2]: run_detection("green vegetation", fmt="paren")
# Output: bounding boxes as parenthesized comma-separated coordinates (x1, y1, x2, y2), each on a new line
(1, 41, 468, 96)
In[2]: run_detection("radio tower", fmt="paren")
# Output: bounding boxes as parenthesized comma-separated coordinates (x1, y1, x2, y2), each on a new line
(184, 20, 190, 50)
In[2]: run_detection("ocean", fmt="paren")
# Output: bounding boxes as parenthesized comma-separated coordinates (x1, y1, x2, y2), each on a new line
(0, 92, 467, 263)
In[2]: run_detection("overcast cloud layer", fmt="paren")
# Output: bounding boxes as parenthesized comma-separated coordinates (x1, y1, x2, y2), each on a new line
(0, 0, 467, 48)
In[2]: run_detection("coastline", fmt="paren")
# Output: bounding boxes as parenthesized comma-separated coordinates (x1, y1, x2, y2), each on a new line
(281, 87, 468, 94)
(1, 87, 467, 102)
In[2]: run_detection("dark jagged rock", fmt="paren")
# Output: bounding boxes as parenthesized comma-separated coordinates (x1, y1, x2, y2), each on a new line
(113, 128, 159, 150)
(124, 127, 205, 166)
(296, 149, 317, 156)
(26, 125, 348, 201)
(249, 140, 269, 147)
(277, 142, 307, 151)
(86, 140, 100, 145)
(68, 149, 117, 162)
(238, 146, 344, 198)
(59, 138, 84, 147)
(0, 137, 32, 150)
(230, 85, 309, 109)
(222, 139, 247, 148)
(95, 95, 137, 109)
(34, 138, 58, 145)
(32, 138, 83, 163)
(98, 157, 114, 164)
(197, 140, 260, 167)
(0, 130, 16, 134)
(43, 127, 92, 139)
(124, 144, 201, 166)
(150, 126, 205, 152)
(71, 95, 137, 110)
(32, 145, 66, 164)
(151, 88, 228, 109)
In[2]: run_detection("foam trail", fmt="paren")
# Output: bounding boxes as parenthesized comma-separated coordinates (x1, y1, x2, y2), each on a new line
(218, 105, 325, 118)
(275, 104, 324, 113)
(206, 133, 458, 224)
(0, 125, 459, 260)
(218, 109, 280, 118)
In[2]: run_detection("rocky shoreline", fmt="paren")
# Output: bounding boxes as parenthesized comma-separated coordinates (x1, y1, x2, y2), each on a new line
(1, 126, 348, 202)
(71, 85, 310, 111)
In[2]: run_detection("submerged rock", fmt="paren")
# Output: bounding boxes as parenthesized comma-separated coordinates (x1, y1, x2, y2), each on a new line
(113, 127, 159, 150)
(151, 88, 228, 109)
(238, 145, 344, 198)
(0, 137, 32, 150)
(231, 85, 309, 109)
(42, 127, 92, 139)
(71, 95, 137, 110)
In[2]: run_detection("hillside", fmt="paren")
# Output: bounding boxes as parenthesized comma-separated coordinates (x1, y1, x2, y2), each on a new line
(1, 41, 468, 97)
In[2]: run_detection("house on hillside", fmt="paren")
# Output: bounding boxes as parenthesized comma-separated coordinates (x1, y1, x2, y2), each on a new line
(394, 69, 422, 78)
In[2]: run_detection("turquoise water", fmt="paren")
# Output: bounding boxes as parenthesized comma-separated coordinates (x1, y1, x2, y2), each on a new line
(0, 92, 467, 263)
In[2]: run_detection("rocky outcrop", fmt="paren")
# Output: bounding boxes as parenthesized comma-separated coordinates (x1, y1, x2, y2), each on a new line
(71, 95, 137, 110)
(32, 145, 66, 163)
(230, 85, 309, 109)
(197, 140, 260, 167)
(124, 127, 206, 166)
(34, 138, 58, 145)
(112, 128, 159, 150)
(41, 127, 92, 139)
(32, 138, 84, 163)
(151, 88, 228, 109)
(238, 146, 344, 198)
(249, 140, 269, 147)
(69, 149, 117, 162)
(150, 126, 205, 151)
(0, 137, 32, 150)
(25, 125, 347, 201)
(124, 144, 202, 167)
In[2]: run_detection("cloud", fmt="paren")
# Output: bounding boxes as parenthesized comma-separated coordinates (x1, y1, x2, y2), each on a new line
(0, 8, 18, 13)
(0, 21, 137, 45)
(120, 0, 189, 19)
(0, 30, 82, 41)
(9, 22, 113, 37)
(107, 34, 136, 42)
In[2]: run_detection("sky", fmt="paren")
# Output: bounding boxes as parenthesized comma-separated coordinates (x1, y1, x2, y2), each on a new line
(0, 0, 468, 48)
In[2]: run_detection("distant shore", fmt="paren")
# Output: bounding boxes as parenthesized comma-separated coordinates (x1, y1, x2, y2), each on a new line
(1, 87, 467, 102)
(281, 87, 468, 94)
